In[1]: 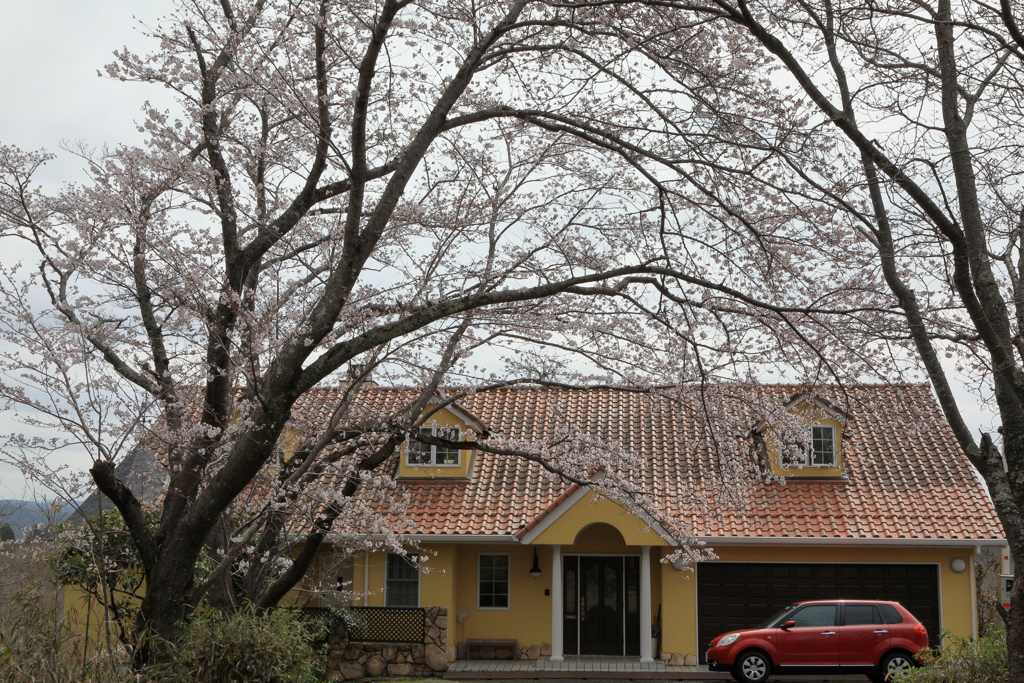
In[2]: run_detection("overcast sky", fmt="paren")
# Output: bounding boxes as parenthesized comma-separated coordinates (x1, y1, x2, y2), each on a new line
(0, 1, 175, 498)
(0, 1, 176, 183)
(0, 1, 1002, 500)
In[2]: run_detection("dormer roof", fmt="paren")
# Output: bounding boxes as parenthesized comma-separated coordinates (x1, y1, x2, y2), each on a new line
(749, 389, 852, 435)
(419, 397, 487, 435)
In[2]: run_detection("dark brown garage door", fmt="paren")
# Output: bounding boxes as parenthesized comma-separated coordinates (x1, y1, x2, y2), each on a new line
(696, 562, 940, 653)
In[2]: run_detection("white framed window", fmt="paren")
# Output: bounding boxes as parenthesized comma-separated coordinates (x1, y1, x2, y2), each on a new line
(781, 425, 836, 467)
(385, 553, 420, 607)
(810, 425, 835, 465)
(477, 553, 510, 609)
(407, 425, 461, 466)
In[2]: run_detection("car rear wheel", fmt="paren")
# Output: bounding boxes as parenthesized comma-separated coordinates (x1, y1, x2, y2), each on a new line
(731, 650, 771, 683)
(879, 650, 914, 681)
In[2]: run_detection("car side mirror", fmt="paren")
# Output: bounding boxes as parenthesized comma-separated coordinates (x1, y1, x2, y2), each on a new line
(781, 620, 795, 630)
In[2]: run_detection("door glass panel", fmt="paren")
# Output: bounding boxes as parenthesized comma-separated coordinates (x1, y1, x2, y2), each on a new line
(626, 558, 638, 614)
(565, 566, 577, 614)
(878, 604, 904, 624)
(604, 565, 618, 609)
(845, 604, 882, 625)
(586, 564, 600, 615)
(790, 604, 837, 627)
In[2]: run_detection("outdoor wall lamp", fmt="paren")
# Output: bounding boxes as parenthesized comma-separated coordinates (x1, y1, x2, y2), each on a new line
(529, 548, 542, 578)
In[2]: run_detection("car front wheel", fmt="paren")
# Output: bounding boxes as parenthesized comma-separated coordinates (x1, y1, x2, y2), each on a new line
(732, 650, 772, 683)
(879, 651, 914, 681)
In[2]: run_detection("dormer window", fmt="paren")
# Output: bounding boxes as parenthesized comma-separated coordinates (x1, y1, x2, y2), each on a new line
(782, 425, 836, 467)
(811, 425, 835, 465)
(407, 425, 461, 466)
(755, 393, 846, 478)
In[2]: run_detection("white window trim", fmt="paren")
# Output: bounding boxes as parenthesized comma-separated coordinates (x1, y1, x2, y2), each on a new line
(782, 425, 837, 468)
(406, 425, 462, 467)
(477, 552, 511, 611)
(384, 552, 420, 608)
(809, 424, 836, 467)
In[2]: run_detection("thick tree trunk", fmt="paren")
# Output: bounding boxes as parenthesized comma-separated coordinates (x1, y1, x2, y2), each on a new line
(983, 426, 1024, 682)
(1009, 573, 1024, 683)
(134, 544, 205, 662)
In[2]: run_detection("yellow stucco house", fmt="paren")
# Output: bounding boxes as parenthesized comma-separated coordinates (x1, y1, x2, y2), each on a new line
(299, 383, 1005, 668)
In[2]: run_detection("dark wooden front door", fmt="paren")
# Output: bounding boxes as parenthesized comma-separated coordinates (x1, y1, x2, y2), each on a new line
(581, 556, 622, 654)
(563, 556, 641, 656)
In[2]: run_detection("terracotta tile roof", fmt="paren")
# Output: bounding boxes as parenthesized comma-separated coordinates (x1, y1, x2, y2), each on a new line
(294, 383, 1005, 543)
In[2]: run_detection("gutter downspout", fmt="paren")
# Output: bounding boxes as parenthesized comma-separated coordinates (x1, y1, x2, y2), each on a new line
(971, 545, 981, 641)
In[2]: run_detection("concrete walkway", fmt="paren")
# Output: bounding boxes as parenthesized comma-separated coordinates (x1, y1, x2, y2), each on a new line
(443, 656, 870, 681)
(446, 655, 702, 677)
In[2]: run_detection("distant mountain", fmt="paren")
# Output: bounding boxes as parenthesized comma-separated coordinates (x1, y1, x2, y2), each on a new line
(0, 499, 76, 539)
(0, 444, 166, 540)
(70, 443, 166, 523)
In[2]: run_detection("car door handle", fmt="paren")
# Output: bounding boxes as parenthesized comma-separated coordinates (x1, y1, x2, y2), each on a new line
(821, 631, 836, 636)
(873, 630, 889, 634)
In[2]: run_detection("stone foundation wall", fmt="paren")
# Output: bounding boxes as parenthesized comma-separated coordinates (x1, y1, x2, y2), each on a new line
(660, 651, 698, 666)
(516, 642, 552, 659)
(327, 606, 451, 680)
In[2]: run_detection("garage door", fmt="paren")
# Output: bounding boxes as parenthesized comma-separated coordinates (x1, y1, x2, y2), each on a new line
(696, 562, 940, 653)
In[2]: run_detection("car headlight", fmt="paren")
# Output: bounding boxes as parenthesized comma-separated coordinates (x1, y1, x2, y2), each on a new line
(717, 633, 741, 647)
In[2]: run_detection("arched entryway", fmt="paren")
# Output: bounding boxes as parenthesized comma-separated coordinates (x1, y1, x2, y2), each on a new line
(522, 486, 671, 663)
(546, 523, 655, 662)
(562, 525, 641, 656)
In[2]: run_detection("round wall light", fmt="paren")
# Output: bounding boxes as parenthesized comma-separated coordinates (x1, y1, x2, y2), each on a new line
(950, 557, 967, 573)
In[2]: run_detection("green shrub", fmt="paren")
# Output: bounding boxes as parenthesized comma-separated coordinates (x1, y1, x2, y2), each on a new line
(0, 583, 134, 683)
(47, 510, 153, 647)
(0, 576, 329, 683)
(899, 629, 1008, 683)
(168, 605, 326, 683)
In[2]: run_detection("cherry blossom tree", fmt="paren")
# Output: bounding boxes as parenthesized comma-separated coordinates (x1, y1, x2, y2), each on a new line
(0, 0, 893, 659)
(626, 0, 1024, 676)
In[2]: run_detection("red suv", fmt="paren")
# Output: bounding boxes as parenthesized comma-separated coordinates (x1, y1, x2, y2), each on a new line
(705, 600, 928, 683)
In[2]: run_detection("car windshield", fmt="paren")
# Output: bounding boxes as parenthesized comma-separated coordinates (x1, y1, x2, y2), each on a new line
(759, 605, 796, 628)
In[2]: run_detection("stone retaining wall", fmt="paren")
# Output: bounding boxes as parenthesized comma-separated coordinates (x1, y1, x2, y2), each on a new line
(327, 606, 451, 680)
